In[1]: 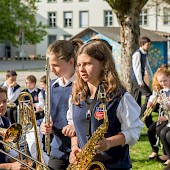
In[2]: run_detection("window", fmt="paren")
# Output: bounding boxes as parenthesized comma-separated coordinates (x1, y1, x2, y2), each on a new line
(139, 9, 148, 26)
(47, 0, 56, 2)
(79, 0, 89, 2)
(63, 35, 72, 40)
(48, 12, 56, 27)
(104, 11, 113, 27)
(163, 7, 170, 25)
(48, 35, 57, 45)
(79, 11, 88, 28)
(64, 12, 73, 28)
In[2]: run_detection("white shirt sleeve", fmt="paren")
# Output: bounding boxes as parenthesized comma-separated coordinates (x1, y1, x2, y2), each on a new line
(67, 96, 73, 125)
(116, 92, 144, 146)
(7, 87, 21, 103)
(148, 90, 157, 103)
(132, 51, 144, 85)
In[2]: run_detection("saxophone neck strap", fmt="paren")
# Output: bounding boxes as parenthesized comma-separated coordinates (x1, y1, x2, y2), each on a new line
(86, 97, 97, 141)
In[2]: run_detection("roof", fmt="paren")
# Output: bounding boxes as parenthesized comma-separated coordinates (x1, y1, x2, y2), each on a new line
(71, 27, 168, 42)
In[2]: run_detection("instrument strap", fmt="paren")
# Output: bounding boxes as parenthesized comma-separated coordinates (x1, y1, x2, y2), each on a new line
(86, 97, 97, 141)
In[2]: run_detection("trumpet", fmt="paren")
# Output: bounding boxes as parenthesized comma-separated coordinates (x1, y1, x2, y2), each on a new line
(142, 98, 157, 122)
(7, 102, 16, 108)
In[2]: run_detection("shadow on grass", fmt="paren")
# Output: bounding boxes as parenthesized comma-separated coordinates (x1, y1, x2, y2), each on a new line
(139, 133, 148, 142)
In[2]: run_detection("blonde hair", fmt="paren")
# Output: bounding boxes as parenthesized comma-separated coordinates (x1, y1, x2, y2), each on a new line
(72, 40, 124, 105)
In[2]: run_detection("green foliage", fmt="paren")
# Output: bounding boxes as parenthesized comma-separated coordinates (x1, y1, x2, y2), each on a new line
(130, 113, 164, 170)
(0, 0, 46, 46)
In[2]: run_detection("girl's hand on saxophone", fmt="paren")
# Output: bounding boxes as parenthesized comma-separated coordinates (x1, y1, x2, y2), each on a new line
(40, 121, 53, 135)
(94, 138, 110, 153)
(147, 102, 153, 107)
(69, 145, 81, 164)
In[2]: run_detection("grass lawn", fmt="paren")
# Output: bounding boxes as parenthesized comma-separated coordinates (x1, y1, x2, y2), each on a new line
(130, 113, 164, 170)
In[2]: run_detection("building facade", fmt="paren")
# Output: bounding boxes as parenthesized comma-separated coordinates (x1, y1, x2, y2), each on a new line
(2, 0, 169, 59)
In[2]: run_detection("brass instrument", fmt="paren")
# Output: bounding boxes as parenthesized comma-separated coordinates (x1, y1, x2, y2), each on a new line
(0, 123, 22, 151)
(141, 98, 157, 122)
(45, 57, 51, 155)
(17, 92, 49, 170)
(67, 85, 108, 170)
(0, 128, 49, 170)
(142, 88, 159, 122)
(7, 102, 16, 108)
(158, 90, 170, 127)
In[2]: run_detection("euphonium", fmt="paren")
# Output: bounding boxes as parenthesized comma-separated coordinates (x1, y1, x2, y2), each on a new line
(44, 57, 51, 155)
(67, 85, 108, 170)
(18, 92, 49, 170)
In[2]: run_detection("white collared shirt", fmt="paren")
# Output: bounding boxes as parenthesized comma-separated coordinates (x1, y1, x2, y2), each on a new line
(132, 47, 153, 85)
(3, 81, 21, 103)
(67, 92, 144, 146)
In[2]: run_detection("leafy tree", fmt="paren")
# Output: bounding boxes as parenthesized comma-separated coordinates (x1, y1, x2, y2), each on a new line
(0, 0, 46, 46)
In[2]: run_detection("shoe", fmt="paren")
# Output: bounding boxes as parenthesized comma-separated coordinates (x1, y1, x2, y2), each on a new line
(148, 152, 158, 160)
(163, 160, 170, 166)
(158, 155, 168, 163)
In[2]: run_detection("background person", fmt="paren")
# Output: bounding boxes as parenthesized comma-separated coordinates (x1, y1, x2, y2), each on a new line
(0, 70, 21, 123)
(131, 37, 153, 128)
(0, 86, 26, 170)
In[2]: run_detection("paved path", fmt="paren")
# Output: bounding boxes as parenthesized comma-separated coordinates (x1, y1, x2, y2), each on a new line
(0, 59, 55, 87)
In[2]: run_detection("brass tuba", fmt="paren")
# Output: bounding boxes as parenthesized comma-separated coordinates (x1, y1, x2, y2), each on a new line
(17, 92, 49, 170)
(67, 85, 108, 170)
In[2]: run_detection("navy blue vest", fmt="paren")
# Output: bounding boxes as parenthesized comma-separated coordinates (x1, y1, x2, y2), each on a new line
(50, 81, 72, 159)
(131, 49, 146, 81)
(72, 89, 132, 169)
(22, 88, 41, 104)
(0, 116, 11, 163)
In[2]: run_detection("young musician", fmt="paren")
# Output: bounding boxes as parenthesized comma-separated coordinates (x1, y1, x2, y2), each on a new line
(147, 67, 170, 160)
(40, 39, 83, 170)
(131, 37, 153, 128)
(22, 75, 44, 120)
(67, 40, 144, 169)
(1, 70, 21, 123)
(0, 87, 26, 170)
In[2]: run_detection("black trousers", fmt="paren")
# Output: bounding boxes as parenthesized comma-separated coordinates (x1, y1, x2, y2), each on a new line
(132, 80, 152, 128)
(48, 156, 69, 170)
(147, 122, 159, 153)
(159, 122, 170, 159)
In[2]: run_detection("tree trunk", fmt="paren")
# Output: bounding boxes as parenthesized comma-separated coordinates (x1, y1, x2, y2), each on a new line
(117, 11, 140, 93)
(105, 0, 148, 94)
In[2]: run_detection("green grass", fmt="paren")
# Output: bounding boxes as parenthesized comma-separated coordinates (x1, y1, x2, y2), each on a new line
(130, 113, 164, 170)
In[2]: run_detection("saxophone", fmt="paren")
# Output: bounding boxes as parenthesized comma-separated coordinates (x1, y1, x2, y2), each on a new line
(67, 85, 108, 170)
